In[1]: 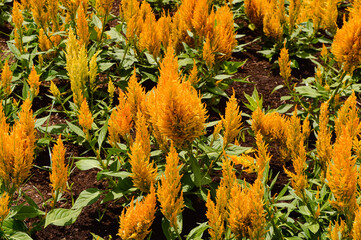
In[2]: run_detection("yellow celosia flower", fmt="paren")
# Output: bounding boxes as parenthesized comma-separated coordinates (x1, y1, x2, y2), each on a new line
(156, 15, 172, 49)
(118, 186, 157, 240)
(126, 68, 146, 118)
(157, 144, 184, 229)
(31, 0, 48, 27)
(10, 98, 36, 189)
(150, 46, 207, 149)
(96, 0, 114, 16)
(212, 120, 223, 143)
(129, 112, 157, 193)
(322, 0, 338, 33)
(0, 192, 10, 223)
(0, 192, 9, 221)
(332, 16, 361, 73)
(327, 127, 357, 216)
(139, 14, 161, 58)
(263, 0, 283, 42)
(187, 60, 199, 86)
(107, 79, 115, 104)
(49, 81, 61, 99)
(28, 66, 41, 97)
(38, 28, 51, 52)
(285, 109, 304, 160)
(278, 43, 291, 83)
(302, 114, 311, 141)
(108, 91, 133, 146)
(78, 99, 93, 132)
(206, 191, 225, 240)
(329, 220, 346, 240)
(316, 101, 332, 172)
(222, 91, 242, 147)
(12, 1, 23, 30)
(120, 0, 140, 23)
(288, 0, 302, 32)
(334, 91, 360, 139)
(228, 181, 266, 239)
(65, 29, 88, 107)
(244, 0, 266, 28)
(321, 43, 328, 59)
(203, 37, 215, 68)
(284, 141, 308, 197)
(1, 60, 12, 96)
(76, 5, 89, 47)
(191, 0, 209, 38)
(50, 135, 68, 194)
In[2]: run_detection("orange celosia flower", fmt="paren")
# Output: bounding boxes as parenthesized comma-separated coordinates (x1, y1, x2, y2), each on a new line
(316, 101, 332, 172)
(263, 6, 283, 42)
(157, 144, 184, 229)
(78, 99, 93, 132)
(353, 205, 361, 239)
(31, 0, 48, 27)
(329, 220, 346, 240)
(203, 37, 215, 68)
(129, 112, 157, 193)
(227, 181, 266, 239)
(0, 192, 10, 223)
(332, 16, 361, 73)
(96, 0, 114, 16)
(1, 60, 12, 96)
(139, 14, 161, 58)
(279, 43, 291, 83)
(150, 46, 207, 149)
(187, 60, 199, 86)
(50, 135, 68, 194)
(222, 91, 242, 147)
(12, 1, 23, 30)
(108, 91, 133, 146)
(284, 141, 308, 197)
(76, 5, 90, 47)
(322, 0, 338, 33)
(38, 28, 51, 54)
(206, 191, 225, 240)
(156, 14, 172, 49)
(327, 127, 357, 216)
(126, 68, 146, 118)
(28, 66, 41, 97)
(286, 108, 304, 160)
(88, 51, 100, 93)
(191, 0, 209, 38)
(118, 186, 157, 240)
(244, 0, 266, 28)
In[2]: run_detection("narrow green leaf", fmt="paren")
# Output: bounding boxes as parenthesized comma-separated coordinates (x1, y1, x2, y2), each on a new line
(67, 121, 86, 138)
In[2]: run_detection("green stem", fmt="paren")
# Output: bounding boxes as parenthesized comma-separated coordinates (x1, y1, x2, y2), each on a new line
(52, 190, 59, 210)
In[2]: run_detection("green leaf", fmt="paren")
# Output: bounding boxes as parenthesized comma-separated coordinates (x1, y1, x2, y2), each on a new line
(98, 63, 114, 72)
(45, 208, 82, 227)
(98, 171, 130, 178)
(186, 222, 209, 240)
(101, 191, 124, 204)
(66, 121, 86, 138)
(207, 86, 228, 98)
(76, 159, 102, 170)
(8, 232, 33, 240)
(92, 14, 102, 29)
(309, 223, 320, 234)
(190, 155, 202, 188)
(13, 205, 45, 221)
(72, 188, 102, 210)
(97, 121, 108, 150)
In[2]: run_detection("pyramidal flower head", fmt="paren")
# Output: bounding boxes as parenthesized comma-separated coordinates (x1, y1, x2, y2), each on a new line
(78, 98, 93, 132)
(279, 42, 291, 83)
(118, 186, 157, 240)
(50, 135, 68, 195)
(126, 68, 146, 118)
(151, 47, 207, 149)
(0, 192, 10, 223)
(206, 191, 225, 240)
(1, 60, 12, 96)
(316, 101, 332, 172)
(28, 66, 41, 97)
(12, 1, 24, 30)
(157, 144, 184, 229)
(222, 90, 242, 147)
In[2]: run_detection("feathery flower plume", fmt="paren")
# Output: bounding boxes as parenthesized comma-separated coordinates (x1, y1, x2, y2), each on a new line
(108, 91, 133, 146)
(353, 205, 361, 239)
(78, 98, 93, 133)
(1, 60, 12, 96)
(126, 69, 146, 118)
(118, 186, 157, 240)
(227, 181, 266, 239)
(88, 51, 100, 93)
(107, 79, 115, 104)
(0, 192, 9, 224)
(332, 16, 361, 73)
(244, 0, 266, 28)
(206, 191, 225, 240)
(322, 0, 338, 33)
(327, 127, 357, 218)
(50, 135, 68, 195)
(12, 1, 23, 30)
(321, 43, 328, 59)
(157, 144, 184, 229)
(139, 14, 161, 58)
(203, 37, 215, 68)
(222, 91, 242, 147)
(288, 0, 302, 32)
(316, 101, 332, 172)
(284, 141, 308, 197)
(65, 29, 88, 107)
(76, 5, 90, 47)
(263, 8, 283, 42)
(49, 81, 61, 99)
(156, 14, 172, 49)
(27, 66, 41, 97)
(129, 112, 157, 193)
(279, 42, 291, 83)
(329, 220, 346, 240)
(96, 0, 114, 16)
(212, 120, 223, 143)
(150, 46, 207, 149)
(31, 0, 47, 27)
(191, 0, 209, 38)
(38, 28, 51, 53)
(187, 60, 199, 86)
(286, 108, 304, 160)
